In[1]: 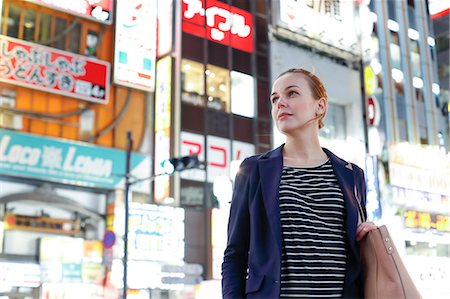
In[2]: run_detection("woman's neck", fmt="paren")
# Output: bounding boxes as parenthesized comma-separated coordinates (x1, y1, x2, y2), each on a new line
(283, 134, 328, 167)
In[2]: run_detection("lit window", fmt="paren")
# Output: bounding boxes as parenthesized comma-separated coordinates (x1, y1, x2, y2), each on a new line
(206, 64, 230, 112)
(231, 71, 254, 118)
(181, 59, 205, 107)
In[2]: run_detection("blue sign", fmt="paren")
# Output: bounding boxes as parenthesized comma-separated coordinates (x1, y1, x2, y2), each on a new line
(365, 155, 382, 221)
(103, 230, 116, 249)
(0, 129, 149, 190)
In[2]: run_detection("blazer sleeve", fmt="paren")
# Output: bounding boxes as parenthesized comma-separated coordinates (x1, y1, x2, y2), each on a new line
(222, 158, 252, 298)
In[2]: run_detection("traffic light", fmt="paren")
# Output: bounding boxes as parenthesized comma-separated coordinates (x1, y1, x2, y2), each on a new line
(161, 155, 201, 174)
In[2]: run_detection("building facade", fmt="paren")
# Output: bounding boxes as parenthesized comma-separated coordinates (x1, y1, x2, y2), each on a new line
(0, 0, 153, 298)
(362, 1, 450, 297)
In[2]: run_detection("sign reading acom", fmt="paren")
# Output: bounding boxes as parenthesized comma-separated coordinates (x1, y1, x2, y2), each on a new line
(0, 129, 148, 190)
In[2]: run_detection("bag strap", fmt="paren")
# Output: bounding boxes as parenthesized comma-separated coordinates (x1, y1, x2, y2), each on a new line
(351, 163, 367, 225)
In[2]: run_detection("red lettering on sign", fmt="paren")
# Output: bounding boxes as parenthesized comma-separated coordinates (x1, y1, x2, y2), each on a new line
(182, 140, 202, 155)
(210, 145, 227, 168)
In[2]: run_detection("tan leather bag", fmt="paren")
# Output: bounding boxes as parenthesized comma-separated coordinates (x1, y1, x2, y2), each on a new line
(353, 171, 422, 299)
(359, 225, 422, 299)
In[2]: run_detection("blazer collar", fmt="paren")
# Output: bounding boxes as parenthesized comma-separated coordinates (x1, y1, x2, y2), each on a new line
(258, 145, 359, 258)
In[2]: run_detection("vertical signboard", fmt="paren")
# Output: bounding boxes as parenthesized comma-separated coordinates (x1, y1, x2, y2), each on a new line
(154, 56, 172, 202)
(157, 0, 173, 57)
(114, 0, 157, 91)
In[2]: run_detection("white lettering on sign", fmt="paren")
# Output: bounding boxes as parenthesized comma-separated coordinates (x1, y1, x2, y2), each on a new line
(0, 135, 41, 166)
(63, 147, 112, 177)
(183, 0, 251, 42)
(0, 134, 113, 178)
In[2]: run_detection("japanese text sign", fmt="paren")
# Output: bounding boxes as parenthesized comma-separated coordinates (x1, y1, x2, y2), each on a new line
(28, 0, 113, 24)
(0, 35, 110, 104)
(182, 0, 253, 53)
(180, 131, 255, 182)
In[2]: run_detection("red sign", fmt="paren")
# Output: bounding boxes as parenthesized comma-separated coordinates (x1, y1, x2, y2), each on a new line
(29, 0, 113, 24)
(0, 35, 110, 104)
(182, 0, 253, 53)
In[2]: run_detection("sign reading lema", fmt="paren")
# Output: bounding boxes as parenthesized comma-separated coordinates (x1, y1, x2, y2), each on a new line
(0, 35, 110, 104)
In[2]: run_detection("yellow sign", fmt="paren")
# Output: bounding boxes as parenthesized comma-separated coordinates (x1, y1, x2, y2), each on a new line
(4, 214, 81, 235)
(364, 65, 377, 95)
(404, 210, 450, 232)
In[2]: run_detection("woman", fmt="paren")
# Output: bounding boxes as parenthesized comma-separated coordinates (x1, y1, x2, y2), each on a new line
(222, 68, 376, 298)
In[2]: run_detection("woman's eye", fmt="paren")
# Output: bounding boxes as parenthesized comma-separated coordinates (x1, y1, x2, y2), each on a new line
(288, 91, 298, 97)
(271, 97, 278, 104)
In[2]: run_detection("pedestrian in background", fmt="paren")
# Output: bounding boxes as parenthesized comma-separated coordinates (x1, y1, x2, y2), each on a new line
(222, 68, 377, 298)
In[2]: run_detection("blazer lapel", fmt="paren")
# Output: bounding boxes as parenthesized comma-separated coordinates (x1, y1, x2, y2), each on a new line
(323, 148, 359, 259)
(258, 145, 283, 256)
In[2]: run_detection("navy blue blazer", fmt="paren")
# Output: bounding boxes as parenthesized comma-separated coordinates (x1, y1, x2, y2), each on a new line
(222, 145, 367, 299)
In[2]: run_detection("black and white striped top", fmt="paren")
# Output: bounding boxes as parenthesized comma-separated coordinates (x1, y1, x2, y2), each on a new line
(279, 159, 347, 298)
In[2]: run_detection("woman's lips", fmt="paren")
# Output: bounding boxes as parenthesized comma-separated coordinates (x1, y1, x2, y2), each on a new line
(278, 112, 292, 120)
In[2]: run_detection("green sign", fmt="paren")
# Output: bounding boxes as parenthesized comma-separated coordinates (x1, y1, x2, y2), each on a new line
(0, 129, 150, 190)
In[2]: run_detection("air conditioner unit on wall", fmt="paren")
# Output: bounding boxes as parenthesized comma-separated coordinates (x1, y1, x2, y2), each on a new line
(0, 93, 22, 130)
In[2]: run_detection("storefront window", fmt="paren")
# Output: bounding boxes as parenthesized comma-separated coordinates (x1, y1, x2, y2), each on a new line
(206, 64, 230, 112)
(23, 8, 36, 42)
(181, 59, 205, 107)
(5, 4, 20, 38)
(1, 2, 91, 56)
(231, 71, 254, 118)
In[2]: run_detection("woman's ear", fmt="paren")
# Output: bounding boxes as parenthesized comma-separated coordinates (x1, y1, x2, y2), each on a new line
(316, 97, 326, 115)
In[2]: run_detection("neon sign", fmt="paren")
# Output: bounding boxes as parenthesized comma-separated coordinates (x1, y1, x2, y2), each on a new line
(182, 0, 253, 53)
(404, 210, 450, 232)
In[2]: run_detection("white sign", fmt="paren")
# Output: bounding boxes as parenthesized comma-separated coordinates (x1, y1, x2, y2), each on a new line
(0, 262, 41, 287)
(231, 71, 254, 118)
(389, 163, 450, 196)
(180, 131, 255, 182)
(278, 0, 359, 54)
(157, 0, 173, 57)
(114, 0, 157, 91)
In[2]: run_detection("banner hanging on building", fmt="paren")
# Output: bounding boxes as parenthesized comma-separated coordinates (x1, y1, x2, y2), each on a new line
(0, 35, 110, 104)
(0, 129, 150, 191)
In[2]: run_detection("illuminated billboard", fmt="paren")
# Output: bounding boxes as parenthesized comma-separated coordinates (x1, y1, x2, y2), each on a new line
(182, 0, 253, 53)
(114, 0, 157, 91)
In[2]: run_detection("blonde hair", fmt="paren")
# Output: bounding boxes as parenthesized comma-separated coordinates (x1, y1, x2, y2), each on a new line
(277, 68, 327, 129)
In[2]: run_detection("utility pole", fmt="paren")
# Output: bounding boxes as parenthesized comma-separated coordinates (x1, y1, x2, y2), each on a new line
(123, 131, 132, 299)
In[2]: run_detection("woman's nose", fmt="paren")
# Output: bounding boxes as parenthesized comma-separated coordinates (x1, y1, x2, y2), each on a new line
(276, 97, 287, 109)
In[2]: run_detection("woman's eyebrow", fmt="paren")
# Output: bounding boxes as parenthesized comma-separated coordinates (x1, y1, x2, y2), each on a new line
(271, 85, 301, 96)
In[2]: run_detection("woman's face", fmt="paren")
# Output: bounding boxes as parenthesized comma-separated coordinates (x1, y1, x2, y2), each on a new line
(270, 73, 322, 135)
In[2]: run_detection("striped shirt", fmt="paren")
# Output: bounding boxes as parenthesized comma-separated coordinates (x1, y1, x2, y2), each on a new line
(279, 159, 347, 298)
